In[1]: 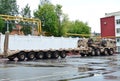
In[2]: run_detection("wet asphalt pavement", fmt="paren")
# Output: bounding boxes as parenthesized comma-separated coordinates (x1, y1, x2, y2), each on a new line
(0, 54, 120, 81)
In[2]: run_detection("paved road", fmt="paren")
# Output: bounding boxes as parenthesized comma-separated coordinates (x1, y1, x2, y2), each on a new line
(0, 54, 120, 81)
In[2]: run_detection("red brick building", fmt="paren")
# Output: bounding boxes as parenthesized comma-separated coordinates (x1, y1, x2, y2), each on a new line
(100, 16, 115, 37)
(100, 11, 120, 52)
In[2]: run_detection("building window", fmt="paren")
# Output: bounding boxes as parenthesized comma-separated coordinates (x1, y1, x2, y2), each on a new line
(117, 38, 120, 42)
(117, 28, 120, 34)
(116, 19, 120, 24)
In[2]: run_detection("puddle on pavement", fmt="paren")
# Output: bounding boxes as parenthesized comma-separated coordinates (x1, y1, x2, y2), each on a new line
(104, 75, 120, 80)
(22, 63, 66, 67)
(59, 73, 94, 81)
(0, 60, 18, 68)
(102, 70, 116, 75)
(78, 66, 94, 72)
(0, 54, 119, 81)
(78, 66, 106, 72)
(59, 70, 117, 81)
(0, 64, 17, 68)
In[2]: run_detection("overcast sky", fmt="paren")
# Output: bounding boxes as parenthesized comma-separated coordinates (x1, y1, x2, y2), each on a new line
(17, 0, 120, 33)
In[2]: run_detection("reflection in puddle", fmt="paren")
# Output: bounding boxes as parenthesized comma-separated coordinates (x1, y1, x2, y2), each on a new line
(78, 66, 93, 72)
(102, 70, 116, 75)
(0, 61, 17, 68)
(23, 63, 65, 67)
(78, 66, 106, 72)
(0, 64, 17, 68)
(104, 75, 120, 80)
(59, 73, 94, 81)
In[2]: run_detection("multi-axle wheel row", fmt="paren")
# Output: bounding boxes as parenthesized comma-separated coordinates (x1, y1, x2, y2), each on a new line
(8, 50, 67, 61)
(80, 48, 114, 57)
(8, 48, 115, 61)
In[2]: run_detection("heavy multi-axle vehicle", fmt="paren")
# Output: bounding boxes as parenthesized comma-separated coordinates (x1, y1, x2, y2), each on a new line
(0, 32, 116, 61)
(0, 15, 116, 61)
(77, 38, 116, 56)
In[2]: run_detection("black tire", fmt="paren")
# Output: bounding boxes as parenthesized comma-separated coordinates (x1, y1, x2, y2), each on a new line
(52, 51, 59, 59)
(36, 51, 44, 59)
(91, 49, 95, 56)
(45, 51, 52, 59)
(87, 53, 91, 56)
(8, 56, 15, 61)
(27, 51, 35, 60)
(60, 51, 66, 58)
(95, 49, 101, 56)
(80, 53, 85, 57)
(103, 49, 108, 55)
(17, 52, 26, 61)
(108, 49, 114, 55)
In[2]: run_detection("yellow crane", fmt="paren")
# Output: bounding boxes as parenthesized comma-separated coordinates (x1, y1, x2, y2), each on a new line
(0, 14, 42, 35)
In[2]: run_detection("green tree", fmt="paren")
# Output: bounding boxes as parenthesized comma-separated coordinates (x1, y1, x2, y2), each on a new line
(55, 4, 62, 36)
(61, 14, 70, 36)
(34, 2, 67, 36)
(34, 1, 91, 37)
(34, 3, 59, 36)
(0, 0, 19, 15)
(67, 20, 91, 37)
(21, 4, 31, 18)
(1, 22, 13, 34)
(20, 25, 32, 35)
(0, 0, 19, 33)
(20, 4, 32, 35)
(0, 17, 5, 33)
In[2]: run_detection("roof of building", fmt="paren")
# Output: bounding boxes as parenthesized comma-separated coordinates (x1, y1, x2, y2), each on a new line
(105, 11, 120, 17)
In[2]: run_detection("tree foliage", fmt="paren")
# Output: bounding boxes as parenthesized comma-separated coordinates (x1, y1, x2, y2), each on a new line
(20, 25, 32, 35)
(0, 0, 18, 33)
(34, 1, 91, 37)
(0, 0, 91, 36)
(0, 0, 19, 15)
(67, 20, 91, 37)
(0, 17, 5, 33)
(21, 4, 31, 18)
(61, 14, 70, 36)
(55, 4, 63, 36)
(34, 3, 60, 36)
(20, 4, 32, 35)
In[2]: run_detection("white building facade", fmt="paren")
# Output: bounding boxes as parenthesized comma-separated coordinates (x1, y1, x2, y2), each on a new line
(115, 16, 120, 52)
